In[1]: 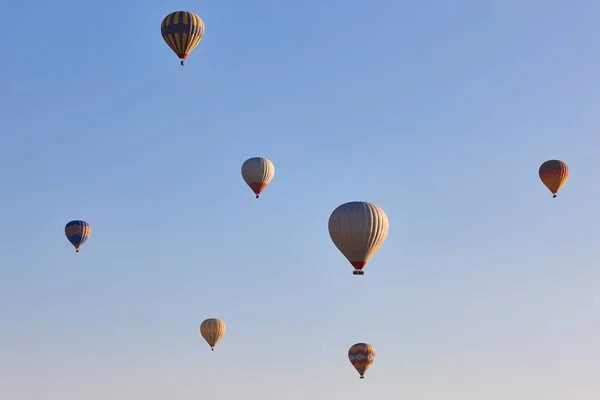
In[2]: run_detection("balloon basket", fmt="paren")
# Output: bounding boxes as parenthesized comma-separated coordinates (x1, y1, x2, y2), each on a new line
(353, 270, 364, 276)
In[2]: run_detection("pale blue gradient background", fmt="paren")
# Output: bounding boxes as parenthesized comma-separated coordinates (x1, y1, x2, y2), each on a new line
(1, 0, 600, 399)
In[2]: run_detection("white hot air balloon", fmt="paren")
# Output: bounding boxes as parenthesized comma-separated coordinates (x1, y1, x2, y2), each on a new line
(241, 157, 275, 199)
(328, 201, 389, 275)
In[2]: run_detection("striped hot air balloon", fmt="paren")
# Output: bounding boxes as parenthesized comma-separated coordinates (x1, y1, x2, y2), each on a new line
(200, 318, 226, 351)
(64, 220, 91, 253)
(539, 160, 569, 198)
(161, 11, 205, 66)
(348, 343, 376, 379)
(328, 202, 389, 275)
(241, 157, 275, 199)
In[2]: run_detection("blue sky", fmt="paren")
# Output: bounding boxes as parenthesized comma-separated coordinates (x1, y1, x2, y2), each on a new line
(1, 0, 600, 398)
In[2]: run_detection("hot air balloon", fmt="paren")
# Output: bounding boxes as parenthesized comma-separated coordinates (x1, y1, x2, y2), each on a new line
(241, 157, 275, 199)
(65, 220, 91, 253)
(539, 160, 569, 198)
(328, 202, 389, 275)
(200, 318, 226, 351)
(161, 11, 205, 66)
(348, 343, 376, 379)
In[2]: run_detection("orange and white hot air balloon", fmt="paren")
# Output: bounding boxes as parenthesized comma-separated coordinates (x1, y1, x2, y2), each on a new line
(539, 160, 569, 198)
(200, 318, 226, 351)
(241, 157, 275, 199)
(328, 201, 389, 275)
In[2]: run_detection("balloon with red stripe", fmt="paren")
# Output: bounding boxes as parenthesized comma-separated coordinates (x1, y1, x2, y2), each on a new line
(241, 157, 275, 199)
(539, 160, 569, 198)
(328, 202, 389, 275)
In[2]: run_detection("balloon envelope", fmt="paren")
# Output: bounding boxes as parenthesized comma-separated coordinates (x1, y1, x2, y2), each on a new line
(200, 318, 226, 350)
(539, 160, 569, 198)
(65, 220, 91, 252)
(161, 11, 205, 65)
(328, 202, 389, 275)
(241, 157, 275, 199)
(348, 343, 376, 378)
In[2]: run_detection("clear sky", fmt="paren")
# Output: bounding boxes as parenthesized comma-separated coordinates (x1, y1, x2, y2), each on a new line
(1, 0, 600, 399)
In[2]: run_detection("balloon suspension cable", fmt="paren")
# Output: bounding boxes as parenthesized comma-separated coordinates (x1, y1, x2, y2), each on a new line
(256, 194, 260, 199)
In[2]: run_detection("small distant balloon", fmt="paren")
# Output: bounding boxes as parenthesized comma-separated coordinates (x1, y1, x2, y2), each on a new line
(241, 157, 275, 199)
(200, 318, 226, 351)
(539, 160, 569, 198)
(65, 220, 91, 253)
(348, 343, 376, 379)
(161, 11, 205, 66)
(328, 202, 389, 275)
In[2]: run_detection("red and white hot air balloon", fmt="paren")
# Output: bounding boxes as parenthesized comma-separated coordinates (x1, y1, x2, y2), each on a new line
(328, 201, 389, 275)
(241, 157, 275, 199)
